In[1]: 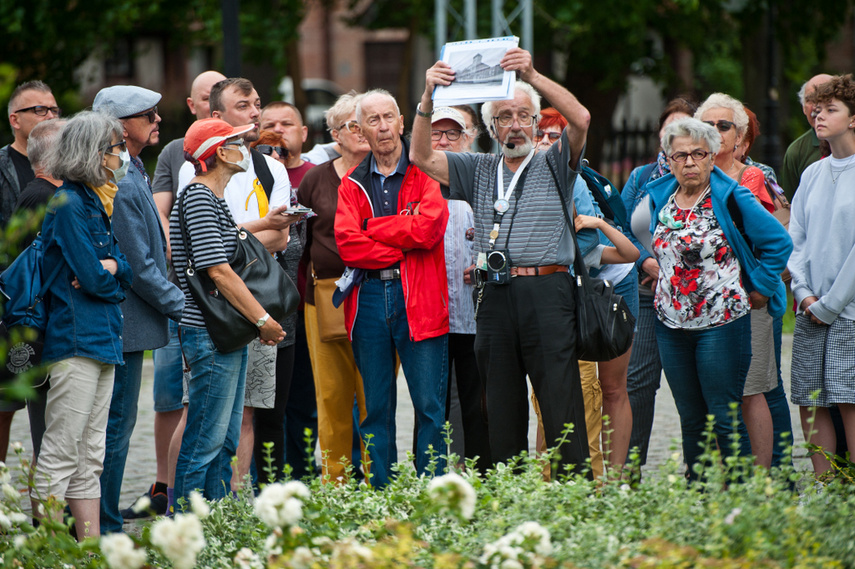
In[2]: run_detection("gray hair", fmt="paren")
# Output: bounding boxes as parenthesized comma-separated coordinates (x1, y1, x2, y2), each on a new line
(481, 81, 542, 140)
(355, 89, 400, 123)
(797, 80, 810, 107)
(325, 90, 362, 132)
(50, 111, 124, 186)
(661, 117, 722, 157)
(695, 92, 749, 137)
(27, 119, 66, 174)
(7, 80, 53, 120)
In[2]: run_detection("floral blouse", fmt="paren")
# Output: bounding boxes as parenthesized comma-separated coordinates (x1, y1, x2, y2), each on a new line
(653, 191, 750, 329)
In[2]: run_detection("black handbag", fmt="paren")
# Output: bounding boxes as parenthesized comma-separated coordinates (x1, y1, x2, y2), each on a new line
(552, 161, 636, 362)
(177, 188, 300, 353)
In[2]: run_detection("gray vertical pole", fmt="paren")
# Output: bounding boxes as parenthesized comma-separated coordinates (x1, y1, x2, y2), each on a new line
(436, 0, 447, 58)
(222, 0, 241, 77)
(521, 0, 532, 52)
(491, 0, 501, 38)
(465, 0, 477, 39)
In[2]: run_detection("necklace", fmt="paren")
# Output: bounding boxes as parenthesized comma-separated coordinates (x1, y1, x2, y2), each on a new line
(828, 155, 855, 184)
(659, 185, 710, 229)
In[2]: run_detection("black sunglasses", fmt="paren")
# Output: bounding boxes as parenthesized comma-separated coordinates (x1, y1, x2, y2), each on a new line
(104, 139, 128, 153)
(15, 105, 62, 117)
(703, 119, 735, 133)
(122, 106, 159, 123)
(536, 131, 561, 141)
(256, 144, 288, 158)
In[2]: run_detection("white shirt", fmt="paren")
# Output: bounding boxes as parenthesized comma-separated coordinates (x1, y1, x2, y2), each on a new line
(177, 154, 292, 224)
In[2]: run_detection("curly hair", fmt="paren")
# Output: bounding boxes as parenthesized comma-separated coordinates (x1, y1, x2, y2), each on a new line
(807, 74, 855, 115)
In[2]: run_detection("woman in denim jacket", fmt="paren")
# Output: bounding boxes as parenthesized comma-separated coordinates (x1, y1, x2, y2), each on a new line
(32, 111, 132, 539)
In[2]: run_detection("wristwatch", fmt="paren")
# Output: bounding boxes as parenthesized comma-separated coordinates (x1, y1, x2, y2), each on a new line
(416, 103, 432, 118)
(255, 313, 270, 328)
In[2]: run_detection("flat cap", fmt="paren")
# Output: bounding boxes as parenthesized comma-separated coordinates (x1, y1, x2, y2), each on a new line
(93, 85, 161, 118)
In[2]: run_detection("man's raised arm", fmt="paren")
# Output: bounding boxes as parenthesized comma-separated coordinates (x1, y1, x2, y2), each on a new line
(410, 62, 457, 186)
(501, 48, 590, 169)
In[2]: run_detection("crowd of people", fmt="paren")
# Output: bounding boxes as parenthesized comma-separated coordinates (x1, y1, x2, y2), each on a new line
(1, 52, 853, 539)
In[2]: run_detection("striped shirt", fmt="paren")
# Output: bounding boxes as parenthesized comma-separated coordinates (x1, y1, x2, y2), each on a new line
(169, 182, 239, 328)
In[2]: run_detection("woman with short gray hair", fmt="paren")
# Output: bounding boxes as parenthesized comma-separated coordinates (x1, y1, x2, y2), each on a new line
(33, 110, 133, 539)
(648, 117, 791, 479)
(697, 94, 787, 469)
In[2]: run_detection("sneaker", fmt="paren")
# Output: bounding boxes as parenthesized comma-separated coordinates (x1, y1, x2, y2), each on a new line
(121, 484, 168, 521)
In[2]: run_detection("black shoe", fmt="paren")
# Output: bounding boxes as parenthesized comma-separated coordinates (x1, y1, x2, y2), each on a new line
(120, 484, 168, 521)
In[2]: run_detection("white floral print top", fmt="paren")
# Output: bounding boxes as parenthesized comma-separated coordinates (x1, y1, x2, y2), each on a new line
(653, 191, 750, 329)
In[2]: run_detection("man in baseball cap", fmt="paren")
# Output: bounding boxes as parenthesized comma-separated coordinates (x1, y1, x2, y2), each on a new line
(93, 84, 187, 534)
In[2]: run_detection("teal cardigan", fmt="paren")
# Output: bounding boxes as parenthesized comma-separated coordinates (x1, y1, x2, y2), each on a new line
(647, 167, 792, 318)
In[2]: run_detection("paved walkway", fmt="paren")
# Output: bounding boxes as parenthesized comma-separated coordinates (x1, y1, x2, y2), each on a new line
(5, 334, 807, 511)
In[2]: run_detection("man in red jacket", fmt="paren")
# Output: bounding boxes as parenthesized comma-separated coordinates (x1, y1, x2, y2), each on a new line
(335, 89, 449, 487)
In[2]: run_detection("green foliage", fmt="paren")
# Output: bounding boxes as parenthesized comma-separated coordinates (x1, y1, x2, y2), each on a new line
(1, 429, 855, 568)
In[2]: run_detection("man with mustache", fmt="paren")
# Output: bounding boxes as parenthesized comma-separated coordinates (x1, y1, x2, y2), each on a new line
(410, 48, 598, 477)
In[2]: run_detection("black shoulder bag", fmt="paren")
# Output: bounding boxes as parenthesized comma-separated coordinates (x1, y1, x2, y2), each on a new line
(548, 158, 635, 362)
(177, 187, 299, 353)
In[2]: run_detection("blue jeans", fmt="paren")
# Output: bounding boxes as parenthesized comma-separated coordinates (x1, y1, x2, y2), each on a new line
(626, 293, 662, 465)
(655, 316, 752, 478)
(174, 326, 247, 505)
(152, 320, 184, 413)
(99, 351, 144, 533)
(350, 279, 448, 487)
(766, 313, 793, 468)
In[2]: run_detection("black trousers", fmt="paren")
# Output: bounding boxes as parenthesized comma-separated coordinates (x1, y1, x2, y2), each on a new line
(447, 333, 492, 473)
(474, 272, 591, 478)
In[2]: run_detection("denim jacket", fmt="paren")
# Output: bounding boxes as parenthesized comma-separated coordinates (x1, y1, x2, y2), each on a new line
(41, 181, 133, 365)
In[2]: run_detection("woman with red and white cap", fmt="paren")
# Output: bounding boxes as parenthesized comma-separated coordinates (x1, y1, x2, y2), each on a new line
(169, 118, 285, 508)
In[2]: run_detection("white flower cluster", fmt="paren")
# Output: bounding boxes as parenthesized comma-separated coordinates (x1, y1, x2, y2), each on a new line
(189, 490, 211, 518)
(480, 521, 553, 569)
(101, 533, 147, 569)
(426, 472, 476, 520)
(151, 513, 207, 569)
(255, 481, 310, 529)
(234, 546, 264, 569)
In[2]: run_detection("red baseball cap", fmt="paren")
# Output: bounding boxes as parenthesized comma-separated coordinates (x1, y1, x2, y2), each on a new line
(184, 118, 254, 164)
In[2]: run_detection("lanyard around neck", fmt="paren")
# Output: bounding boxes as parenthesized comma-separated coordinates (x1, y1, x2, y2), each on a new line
(489, 149, 535, 249)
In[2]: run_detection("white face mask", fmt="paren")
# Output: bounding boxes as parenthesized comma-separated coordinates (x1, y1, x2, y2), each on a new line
(107, 149, 131, 183)
(224, 144, 251, 172)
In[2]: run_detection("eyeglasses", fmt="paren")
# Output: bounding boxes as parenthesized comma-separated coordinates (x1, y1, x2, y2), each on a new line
(14, 105, 62, 117)
(493, 112, 536, 128)
(669, 150, 711, 163)
(104, 140, 127, 153)
(703, 119, 735, 133)
(337, 120, 359, 133)
(431, 129, 463, 141)
(536, 130, 561, 141)
(256, 144, 287, 158)
(122, 106, 158, 123)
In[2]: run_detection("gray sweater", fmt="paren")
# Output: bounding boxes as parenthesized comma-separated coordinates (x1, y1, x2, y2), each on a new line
(788, 155, 855, 324)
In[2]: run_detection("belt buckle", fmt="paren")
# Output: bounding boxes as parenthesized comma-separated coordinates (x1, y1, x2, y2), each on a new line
(380, 268, 400, 280)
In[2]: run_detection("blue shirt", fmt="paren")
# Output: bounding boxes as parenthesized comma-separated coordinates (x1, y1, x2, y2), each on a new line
(369, 149, 409, 218)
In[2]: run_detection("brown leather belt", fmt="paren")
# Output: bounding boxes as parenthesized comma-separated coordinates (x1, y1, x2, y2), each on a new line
(509, 265, 569, 277)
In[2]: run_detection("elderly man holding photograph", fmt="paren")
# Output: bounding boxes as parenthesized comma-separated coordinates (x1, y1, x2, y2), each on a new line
(410, 47, 598, 477)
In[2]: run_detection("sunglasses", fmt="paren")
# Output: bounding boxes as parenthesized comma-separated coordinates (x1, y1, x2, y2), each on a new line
(256, 144, 287, 158)
(703, 119, 735, 133)
(536, 131, 561, 141)
(337, 120, 359, 133)
(104, 139, 128, 153)
(15, 105, 62, 117)
(122, 106, 158, 123)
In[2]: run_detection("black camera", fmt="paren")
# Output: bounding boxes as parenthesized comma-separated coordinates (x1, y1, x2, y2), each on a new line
(486, 249, 511, 285)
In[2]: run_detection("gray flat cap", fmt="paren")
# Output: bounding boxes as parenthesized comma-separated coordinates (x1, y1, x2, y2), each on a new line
(93, 85, 162, 118)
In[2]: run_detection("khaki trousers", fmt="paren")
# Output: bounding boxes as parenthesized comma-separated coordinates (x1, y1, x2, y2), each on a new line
(304, 303, 367, 482)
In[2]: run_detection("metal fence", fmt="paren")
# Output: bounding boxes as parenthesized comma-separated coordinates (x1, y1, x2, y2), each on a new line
(598, 118, 660, 190)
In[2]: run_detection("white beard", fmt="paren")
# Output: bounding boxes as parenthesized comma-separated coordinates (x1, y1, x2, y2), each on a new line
(501, 130, 534, 158)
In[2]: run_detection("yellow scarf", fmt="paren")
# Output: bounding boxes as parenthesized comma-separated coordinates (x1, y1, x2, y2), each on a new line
(87, 181, 119, 217)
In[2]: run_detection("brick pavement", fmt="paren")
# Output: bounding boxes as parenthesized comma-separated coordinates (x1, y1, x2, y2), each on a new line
(4, 333, 807, 513)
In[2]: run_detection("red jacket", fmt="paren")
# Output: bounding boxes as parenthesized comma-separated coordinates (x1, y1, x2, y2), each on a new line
(334, 150, 449, 342)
